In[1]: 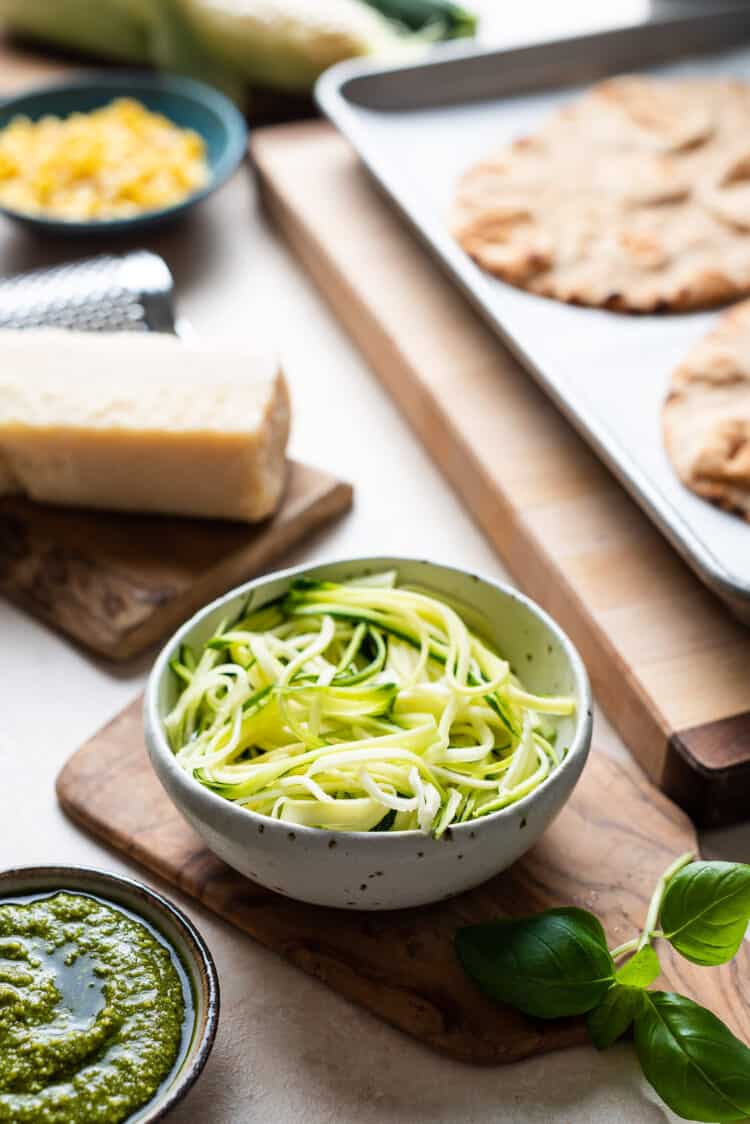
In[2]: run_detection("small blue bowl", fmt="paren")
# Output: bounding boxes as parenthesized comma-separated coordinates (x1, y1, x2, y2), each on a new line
(0, 71, 248, 235)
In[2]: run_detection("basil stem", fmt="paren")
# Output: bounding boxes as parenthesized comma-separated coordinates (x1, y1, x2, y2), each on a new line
(637, 850, 694, 951)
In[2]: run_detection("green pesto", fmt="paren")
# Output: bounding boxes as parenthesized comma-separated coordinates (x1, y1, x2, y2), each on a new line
(0, 892, 185, 1124)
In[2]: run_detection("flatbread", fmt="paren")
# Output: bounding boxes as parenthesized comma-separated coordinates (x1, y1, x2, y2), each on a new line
(664, 300, 750, 518)
(451, 76, 750, 312)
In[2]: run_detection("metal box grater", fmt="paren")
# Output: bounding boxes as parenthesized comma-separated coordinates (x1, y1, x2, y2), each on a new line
(0, 251, 178, 334)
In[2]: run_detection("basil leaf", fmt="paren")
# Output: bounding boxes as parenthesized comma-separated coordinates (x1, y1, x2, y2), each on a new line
(615, 944, 660, 989)
(661, 861, 750, 966)
(587, 984, 644, 1050)
(635, 992, 750, 1122)
(455, 907, 615, 1019)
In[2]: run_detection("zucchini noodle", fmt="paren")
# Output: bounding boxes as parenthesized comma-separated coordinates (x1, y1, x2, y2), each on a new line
(164, 571, 575, 836)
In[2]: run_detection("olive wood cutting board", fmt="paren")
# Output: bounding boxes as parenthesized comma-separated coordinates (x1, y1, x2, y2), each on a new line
(57, 699, 750, 1064)
(0, 462, 352, 660)
(251, 122, 750, 829)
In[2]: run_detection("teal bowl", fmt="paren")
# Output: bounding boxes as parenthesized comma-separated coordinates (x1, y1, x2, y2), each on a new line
(0, 71, 248, 235)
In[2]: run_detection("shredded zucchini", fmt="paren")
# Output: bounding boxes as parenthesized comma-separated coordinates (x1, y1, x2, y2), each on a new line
(164, 571, 575, 836)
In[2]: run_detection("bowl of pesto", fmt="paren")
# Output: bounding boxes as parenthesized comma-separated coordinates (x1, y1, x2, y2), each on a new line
(0, 866, 219, 1124)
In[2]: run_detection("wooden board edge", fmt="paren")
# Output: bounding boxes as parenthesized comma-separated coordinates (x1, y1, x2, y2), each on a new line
(665, 712, 750, 827)
(1, 463, 352, 662)
(55, 701, 151, 859)
(252, 128, 674, 788)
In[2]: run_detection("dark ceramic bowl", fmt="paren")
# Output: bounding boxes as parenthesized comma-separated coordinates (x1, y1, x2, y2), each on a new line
(0, 71, 248, 235)
(0, 865, 219, 1122)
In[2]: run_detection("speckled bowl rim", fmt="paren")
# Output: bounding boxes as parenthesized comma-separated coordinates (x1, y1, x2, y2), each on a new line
(0, 71, 248, 235)
(0, 865, 220, 1123)
(145, 556, 593, 845)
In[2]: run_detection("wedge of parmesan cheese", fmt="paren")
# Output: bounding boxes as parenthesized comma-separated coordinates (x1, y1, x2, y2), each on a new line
(0, 330, 290, 521)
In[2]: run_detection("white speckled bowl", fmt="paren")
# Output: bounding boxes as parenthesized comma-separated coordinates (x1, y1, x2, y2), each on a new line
(145, 558, 592, 910)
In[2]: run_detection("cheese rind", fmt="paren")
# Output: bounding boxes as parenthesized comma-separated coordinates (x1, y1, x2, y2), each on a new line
(0, 331, 290, 522)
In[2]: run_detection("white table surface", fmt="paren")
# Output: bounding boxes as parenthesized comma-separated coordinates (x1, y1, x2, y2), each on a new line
(1, 3, 748, 1122)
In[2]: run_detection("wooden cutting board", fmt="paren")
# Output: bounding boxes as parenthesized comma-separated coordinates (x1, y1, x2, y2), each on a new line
(57, 699, 750, 1064)
(251, 122, 750, 829)
(0, 462, 352, 659)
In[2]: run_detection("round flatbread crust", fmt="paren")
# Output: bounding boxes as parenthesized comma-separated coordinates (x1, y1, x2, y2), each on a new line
(664, 299, 750, 518)
(452, 76, 750, 312)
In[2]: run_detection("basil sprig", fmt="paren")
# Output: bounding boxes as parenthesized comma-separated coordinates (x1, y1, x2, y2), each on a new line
(456, 854, 750, 1122)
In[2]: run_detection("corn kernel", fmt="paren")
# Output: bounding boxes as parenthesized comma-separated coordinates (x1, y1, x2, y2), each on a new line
(0, 98, 210, 221)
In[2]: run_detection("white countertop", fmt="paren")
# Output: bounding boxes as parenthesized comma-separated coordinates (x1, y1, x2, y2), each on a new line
(1, 3, 747, 1121)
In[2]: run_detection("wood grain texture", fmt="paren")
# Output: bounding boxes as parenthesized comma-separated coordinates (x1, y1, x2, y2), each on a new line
(0, 462, 352, 660)
(251, 121, 750, 826)
(57, 699, 750, 1065)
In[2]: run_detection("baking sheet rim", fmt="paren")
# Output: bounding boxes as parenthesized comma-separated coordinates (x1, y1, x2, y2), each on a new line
(316, 34, 750, 615)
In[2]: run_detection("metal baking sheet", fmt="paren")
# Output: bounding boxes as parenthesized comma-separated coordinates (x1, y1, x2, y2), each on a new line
(317, 4, 750, 618)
